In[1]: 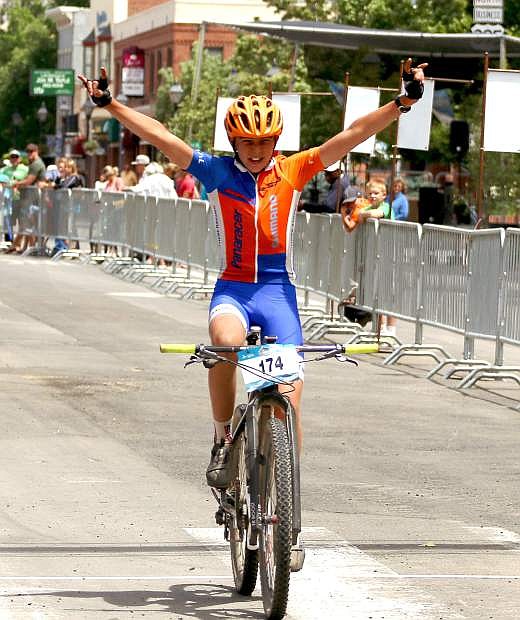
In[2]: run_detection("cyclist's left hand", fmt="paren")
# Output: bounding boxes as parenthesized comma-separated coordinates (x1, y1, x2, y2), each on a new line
(400, 58, 428, 105)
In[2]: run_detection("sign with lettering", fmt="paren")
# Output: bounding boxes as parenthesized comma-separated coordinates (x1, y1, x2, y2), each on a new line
(473, 7, 503, 22)
(122, 47, 145, 97)
(30, 69, 75, 96)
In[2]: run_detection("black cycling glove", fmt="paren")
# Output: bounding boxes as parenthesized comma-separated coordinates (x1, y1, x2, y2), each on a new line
(91, 72, 112, 107)
(402, 66, 424, 101)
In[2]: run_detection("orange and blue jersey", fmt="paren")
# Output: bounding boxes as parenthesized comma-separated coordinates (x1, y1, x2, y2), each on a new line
(187, 147, 324, 284)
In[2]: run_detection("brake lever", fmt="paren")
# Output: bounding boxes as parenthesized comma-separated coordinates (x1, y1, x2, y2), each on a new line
(334, 353, 358, 366)
(184, 355, 203, 368)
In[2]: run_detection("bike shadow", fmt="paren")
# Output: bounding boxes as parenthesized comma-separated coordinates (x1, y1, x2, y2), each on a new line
(5, 582, 265, 619)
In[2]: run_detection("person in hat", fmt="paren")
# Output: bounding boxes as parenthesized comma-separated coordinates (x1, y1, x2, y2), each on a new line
(79, 61, 426, 510)
(322, 163, 349, 213)
(0, 150, 28, 245)
(340, 185, 367, 233)
(131, 154, 150, 182)
(128, 161, 178, 199)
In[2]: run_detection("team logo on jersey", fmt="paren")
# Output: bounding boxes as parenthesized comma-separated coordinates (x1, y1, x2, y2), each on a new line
(269, 195, 280, 249)
(231, 209, 243, 268)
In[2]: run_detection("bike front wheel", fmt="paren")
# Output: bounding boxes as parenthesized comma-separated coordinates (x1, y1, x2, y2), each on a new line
(259, 416, 293, 619)
(230, 434, 258, 595)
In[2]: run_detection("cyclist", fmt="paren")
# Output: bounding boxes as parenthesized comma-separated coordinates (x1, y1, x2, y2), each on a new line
(79, 61, 426, 489)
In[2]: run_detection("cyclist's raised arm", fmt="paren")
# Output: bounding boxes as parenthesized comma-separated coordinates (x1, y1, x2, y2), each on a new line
(318, 59, 427, 169)
(78, 67, 193, 170)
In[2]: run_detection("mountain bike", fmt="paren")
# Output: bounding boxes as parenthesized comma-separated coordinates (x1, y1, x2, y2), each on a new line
(161, 330, 377, 619)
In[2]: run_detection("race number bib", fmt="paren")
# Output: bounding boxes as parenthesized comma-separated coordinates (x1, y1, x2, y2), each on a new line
(238, 344, 302, 392)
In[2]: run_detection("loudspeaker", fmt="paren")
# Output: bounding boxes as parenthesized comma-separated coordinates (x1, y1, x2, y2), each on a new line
(418, 187, 444, 225)
(449, 120, 469, 158)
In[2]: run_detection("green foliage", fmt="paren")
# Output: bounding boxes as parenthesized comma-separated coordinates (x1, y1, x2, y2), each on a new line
(0, 1, 58, 153)
(264, 0, 471, 33)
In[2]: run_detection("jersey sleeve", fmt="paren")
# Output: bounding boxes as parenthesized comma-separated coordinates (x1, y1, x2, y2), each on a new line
(186, 150, 221, 193)
(279, 146, 325, 192)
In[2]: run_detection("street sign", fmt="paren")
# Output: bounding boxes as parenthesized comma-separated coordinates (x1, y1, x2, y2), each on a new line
(473, 7, 503, 22)
(30, 69, 75, 96)
(473, 0, 502, 6)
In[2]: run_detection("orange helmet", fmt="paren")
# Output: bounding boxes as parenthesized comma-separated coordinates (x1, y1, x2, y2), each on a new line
(224, 95, 283, 140)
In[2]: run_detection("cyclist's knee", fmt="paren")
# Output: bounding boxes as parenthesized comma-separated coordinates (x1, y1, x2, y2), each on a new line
(209, 315, 246, 347)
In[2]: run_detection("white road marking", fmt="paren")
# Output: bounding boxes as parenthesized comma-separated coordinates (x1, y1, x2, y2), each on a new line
(185, 527, 456, 619)
(0, 575, 232, 582)
(106, 292, 162, 298)
(463, 525, 520, 544)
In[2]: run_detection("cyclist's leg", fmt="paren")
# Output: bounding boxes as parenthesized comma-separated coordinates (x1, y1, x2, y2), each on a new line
(208, 312, 247, 428)
(206, 285, 249, 488)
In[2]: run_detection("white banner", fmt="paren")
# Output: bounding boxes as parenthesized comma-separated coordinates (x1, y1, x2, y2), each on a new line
(343, 86, 381, 155)
(397, 79, 435, 151)
(484, 70, 520, 153)
(213, 94, 301, 153)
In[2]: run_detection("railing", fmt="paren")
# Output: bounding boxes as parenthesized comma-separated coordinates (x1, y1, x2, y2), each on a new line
(13, 187, 520, 389)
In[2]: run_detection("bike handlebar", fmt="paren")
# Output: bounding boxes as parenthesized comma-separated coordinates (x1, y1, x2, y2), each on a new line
(160, 343, 379, 355)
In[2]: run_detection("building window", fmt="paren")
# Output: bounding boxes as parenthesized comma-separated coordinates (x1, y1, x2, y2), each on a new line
(99, 40, 111, 77)
(167, 47, 173, 68)
(206, 47, 223, 60)
(83, 46, 94, 78)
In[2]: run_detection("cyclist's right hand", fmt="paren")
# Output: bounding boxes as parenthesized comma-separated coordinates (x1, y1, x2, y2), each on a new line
(78, 67, 113, 107)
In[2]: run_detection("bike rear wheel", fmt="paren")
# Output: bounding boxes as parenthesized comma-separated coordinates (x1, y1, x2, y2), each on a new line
(259, 416, 293, 619)
(230, 434, 258, 595)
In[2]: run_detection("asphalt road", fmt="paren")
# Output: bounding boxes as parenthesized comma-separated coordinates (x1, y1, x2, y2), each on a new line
(0, 255, 519, 619)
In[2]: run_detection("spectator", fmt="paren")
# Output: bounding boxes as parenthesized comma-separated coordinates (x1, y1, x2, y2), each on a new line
(322, 164, 349, 214)
(358, 179, 392, 221)
(128, 162, 178, 199)
(103, 165, 125, 192)
(131, 154, 150, 182)
(174, 167, 200, 199)
(121, 164, 137, 187)
(1, 149, 28, 247)
(299, 170, 328, 213)
(94, 171, 107, 191)
(340, 186, 366, 233)
(44, 164, 59, 185)
(392, 177, 409, 221)
(11, 143, 46, 253)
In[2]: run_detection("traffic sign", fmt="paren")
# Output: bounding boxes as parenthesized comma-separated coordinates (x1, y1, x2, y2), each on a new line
(30, 69, 75, 96)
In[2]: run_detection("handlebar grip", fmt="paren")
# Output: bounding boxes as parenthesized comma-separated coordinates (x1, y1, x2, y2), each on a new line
(344, 343, 379, 354)
(160, 344, 197, 354)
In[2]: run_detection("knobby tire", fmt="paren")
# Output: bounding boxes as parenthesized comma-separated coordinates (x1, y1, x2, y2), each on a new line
(259, 416, 292, 620)
(230, 434, 258, 595)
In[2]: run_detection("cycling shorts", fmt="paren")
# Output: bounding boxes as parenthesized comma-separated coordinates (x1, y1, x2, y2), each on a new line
(209, 279, 303, 346)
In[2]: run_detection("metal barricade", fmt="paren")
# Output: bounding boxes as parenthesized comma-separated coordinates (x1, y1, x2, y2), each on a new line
(180, 199, 218, 298)
(458, 228, 520, 388)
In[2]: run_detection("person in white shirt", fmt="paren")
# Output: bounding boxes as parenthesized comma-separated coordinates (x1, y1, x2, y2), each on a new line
(128, 162, 178, 199)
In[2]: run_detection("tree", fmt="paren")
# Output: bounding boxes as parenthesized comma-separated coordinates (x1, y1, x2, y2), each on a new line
(0, 1, 90, 154)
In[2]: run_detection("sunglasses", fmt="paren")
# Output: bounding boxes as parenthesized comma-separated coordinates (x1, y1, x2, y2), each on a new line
(9, 155, 19, 159)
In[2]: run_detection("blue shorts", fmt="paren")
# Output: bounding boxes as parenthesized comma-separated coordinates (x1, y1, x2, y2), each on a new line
(209, 280, 303, 345)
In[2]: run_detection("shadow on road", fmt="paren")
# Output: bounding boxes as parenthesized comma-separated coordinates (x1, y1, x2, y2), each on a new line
(4, 582, 265, 619)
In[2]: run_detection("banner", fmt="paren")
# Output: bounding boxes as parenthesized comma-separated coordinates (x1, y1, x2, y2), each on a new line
(397, 79, 435, 151)
(343, 87, 381, 155)
(213, 94, 301, 153)
(484, 70, 520, 153)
